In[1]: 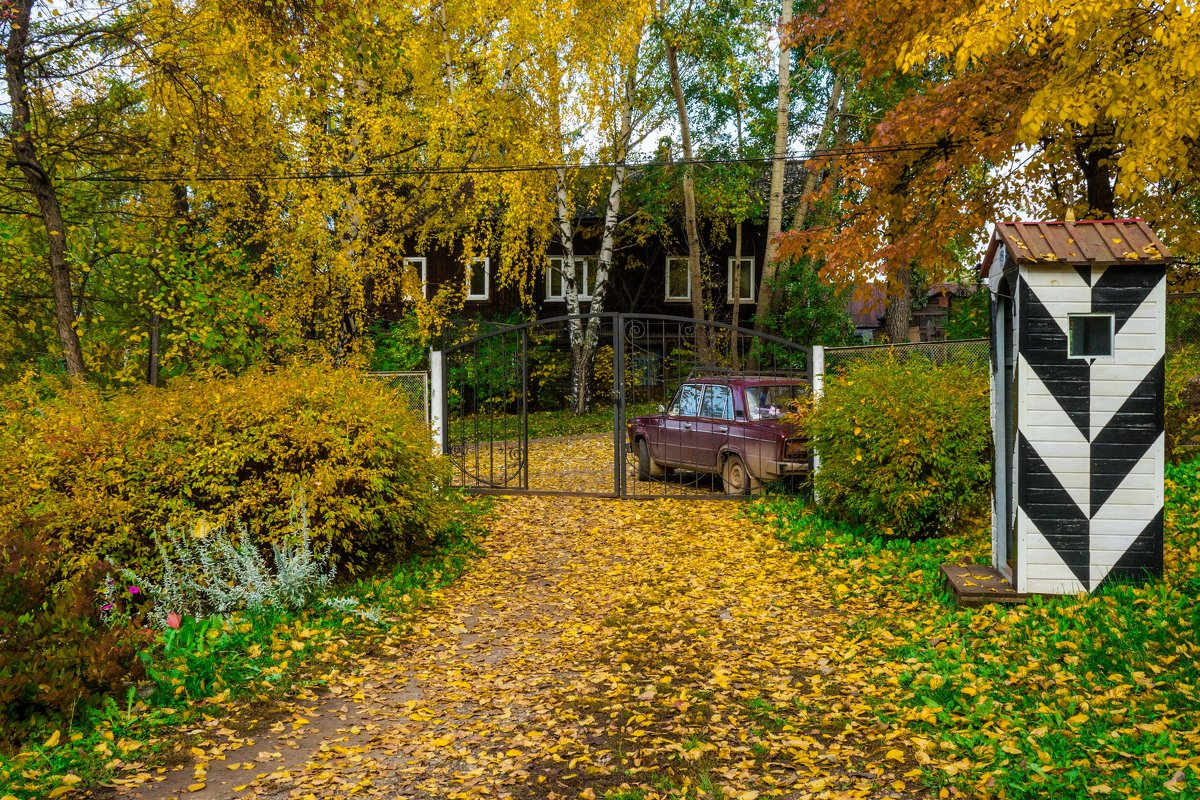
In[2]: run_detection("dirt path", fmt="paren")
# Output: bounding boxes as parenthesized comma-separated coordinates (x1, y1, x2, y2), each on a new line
(116, 497, 926, 800)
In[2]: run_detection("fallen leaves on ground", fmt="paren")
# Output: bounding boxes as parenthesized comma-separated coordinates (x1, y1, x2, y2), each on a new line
(114, 496, 935, 800)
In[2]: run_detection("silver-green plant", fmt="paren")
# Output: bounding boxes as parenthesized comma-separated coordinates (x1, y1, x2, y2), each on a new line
(124, 491, 335, 628)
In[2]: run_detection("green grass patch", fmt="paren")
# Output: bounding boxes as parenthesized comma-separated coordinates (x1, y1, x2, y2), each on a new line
(0, 496, 490, 799)
(449, 403, 660, 443)
(750, 457, 1200, 799)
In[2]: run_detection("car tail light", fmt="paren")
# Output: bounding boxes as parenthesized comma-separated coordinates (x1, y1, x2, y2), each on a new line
(784, 439, 807, 460)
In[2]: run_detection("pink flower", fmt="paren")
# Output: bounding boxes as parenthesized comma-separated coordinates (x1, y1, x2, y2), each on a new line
(101, 603, 113, 611)
(166, 611, 182, 629)
(128, 586, 140, 595)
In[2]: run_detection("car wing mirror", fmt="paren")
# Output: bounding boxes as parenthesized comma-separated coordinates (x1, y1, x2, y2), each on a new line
(656, 404, 667, 414)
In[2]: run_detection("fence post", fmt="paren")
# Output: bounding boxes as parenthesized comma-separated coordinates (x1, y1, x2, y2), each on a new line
(429, 347, 446, 455)
(810, 345, 824, 490)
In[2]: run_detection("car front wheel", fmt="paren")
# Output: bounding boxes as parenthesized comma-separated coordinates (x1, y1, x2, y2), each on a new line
(722, 454, 761, 496)
(638, 438, 664, 481)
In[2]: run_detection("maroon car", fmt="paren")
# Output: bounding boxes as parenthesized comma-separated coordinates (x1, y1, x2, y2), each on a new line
(627, 376, 810, 495)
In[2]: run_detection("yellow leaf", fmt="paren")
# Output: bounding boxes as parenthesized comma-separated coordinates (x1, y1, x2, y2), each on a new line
(1067, 713, 1089, 726)
(886, 748, 905, 762)
(432, 737, 452, 747)
(188, 783, 207, 792)
(47, 788, 73, 799)
(61, 775, 82, 785)
(44, 730, 62, 748)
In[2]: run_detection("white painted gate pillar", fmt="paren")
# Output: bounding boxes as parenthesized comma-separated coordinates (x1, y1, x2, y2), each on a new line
(429, 348, 446, 454)
(811, 345, 824, 479)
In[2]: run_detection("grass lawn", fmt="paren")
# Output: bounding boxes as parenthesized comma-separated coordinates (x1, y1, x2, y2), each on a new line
(750, 456, 1200, 798)
(447, 402, 660, 442)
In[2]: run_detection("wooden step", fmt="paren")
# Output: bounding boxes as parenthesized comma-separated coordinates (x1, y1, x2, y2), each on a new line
(941, 563, 1029, 608)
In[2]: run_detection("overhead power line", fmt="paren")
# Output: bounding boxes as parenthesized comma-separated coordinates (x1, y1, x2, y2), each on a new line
(58, 139, 966, 185)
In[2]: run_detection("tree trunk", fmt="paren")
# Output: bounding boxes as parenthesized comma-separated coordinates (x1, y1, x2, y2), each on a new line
(753, 0, 793, 331)
(1075, 136, 1116, 217)
(553, 167, 588, 413)
(665, 37, 707, 356)
(581, 67, 635, 413)
(791, 75, 843, 232)
(884, 263, 913, 344)
(730, 221, 742, 369)
(4, 0, 85, 378)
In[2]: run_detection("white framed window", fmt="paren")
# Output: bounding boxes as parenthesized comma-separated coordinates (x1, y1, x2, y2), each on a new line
(546, 256, 596, 301)
(402, 256, 427, 301)
(1067, 313, 1115, 359)
(665, 256, 691, 302)
(467, 257, 489, 301)
(727, 256, 755, 303)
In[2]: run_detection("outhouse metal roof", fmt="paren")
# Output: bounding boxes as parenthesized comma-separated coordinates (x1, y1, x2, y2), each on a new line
(982, 218, 1171, 278)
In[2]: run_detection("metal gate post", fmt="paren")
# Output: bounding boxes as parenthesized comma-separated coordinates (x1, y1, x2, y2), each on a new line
(521, 328, 529, 491)
(430, 347, 446, 455)
(614, 315, 625, 497)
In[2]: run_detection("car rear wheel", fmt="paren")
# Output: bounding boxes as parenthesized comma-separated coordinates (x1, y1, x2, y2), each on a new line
(637, 438, 664, 481)
(722, 454, 761, 496)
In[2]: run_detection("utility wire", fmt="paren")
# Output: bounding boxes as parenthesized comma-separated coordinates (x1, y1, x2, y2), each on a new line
(57, 139, 965, 185)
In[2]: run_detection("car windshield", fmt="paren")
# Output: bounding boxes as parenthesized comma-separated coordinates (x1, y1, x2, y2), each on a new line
(743, 384, 806, 421)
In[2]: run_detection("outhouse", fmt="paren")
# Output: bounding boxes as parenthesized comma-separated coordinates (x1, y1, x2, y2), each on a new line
(983, 219, 1171, 595)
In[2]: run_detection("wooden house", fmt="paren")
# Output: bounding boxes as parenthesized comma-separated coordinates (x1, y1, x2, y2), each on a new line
(398, 221, 773, 325)
(983, 218, 1170, 595)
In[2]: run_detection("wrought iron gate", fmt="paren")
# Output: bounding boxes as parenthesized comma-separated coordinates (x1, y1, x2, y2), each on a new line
(439, 314, 811, 499)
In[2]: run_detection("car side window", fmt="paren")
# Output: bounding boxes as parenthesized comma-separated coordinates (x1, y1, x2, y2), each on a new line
(669, 383, 703, 417)
(700, 385, 733, 420)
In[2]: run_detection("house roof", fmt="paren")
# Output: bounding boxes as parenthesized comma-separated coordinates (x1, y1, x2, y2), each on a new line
(981, 219, 1172, 278)
(848, 283, 888, 329)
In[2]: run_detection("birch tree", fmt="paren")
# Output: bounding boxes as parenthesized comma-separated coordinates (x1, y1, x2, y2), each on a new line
(524, 0, 654, 412)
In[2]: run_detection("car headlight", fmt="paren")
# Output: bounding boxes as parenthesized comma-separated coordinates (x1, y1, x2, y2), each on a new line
(784, 439, 807, 460)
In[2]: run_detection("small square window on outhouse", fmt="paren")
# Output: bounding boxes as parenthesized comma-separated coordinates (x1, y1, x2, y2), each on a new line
(1067, 313, 1115, 358)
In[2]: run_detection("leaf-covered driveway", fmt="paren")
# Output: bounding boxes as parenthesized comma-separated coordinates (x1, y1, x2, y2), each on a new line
(123, 497, 925, 800)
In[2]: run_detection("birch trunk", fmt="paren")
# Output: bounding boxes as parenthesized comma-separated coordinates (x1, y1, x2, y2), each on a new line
(4, 0, 86, 378)
(577, 62, 637, 413)
(754, 0, 793, 331)
(553, 166, 587, 413)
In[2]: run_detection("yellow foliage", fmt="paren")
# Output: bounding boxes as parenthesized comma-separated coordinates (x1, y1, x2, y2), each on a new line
(0, 366, 453, 578)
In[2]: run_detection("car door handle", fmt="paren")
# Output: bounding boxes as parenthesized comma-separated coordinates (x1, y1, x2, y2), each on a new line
(717, 426, 729, 433)
(683, 422, 692, 429)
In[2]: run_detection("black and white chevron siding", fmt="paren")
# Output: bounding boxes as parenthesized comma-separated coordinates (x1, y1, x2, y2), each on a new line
(1016, 263, 1165, 593)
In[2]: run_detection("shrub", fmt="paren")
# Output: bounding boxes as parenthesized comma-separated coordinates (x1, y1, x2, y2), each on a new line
(1167, 344, 1200, 463)
(807, 356, 991, 537)
(0, 365, 453, 581)
(0, 518, 147, 735)
(124, 495, 336, 628)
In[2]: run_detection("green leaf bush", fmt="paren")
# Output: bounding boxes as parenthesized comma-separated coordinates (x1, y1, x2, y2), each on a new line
(0, 365, 453, 581)
(808, 356, 991, 537)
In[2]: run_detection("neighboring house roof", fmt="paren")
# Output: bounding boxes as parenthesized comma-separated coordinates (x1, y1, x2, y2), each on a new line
(847, 283, 888, 329)
(927, 282, 976, 299)
(982, 218, 1171, 278)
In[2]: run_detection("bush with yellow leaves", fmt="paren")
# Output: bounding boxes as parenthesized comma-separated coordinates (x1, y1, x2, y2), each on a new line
(808, 356, 991, 537)
(0, 365, 453, 581)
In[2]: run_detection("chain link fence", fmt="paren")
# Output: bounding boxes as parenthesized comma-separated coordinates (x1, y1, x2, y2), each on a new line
(370, 371, 430, 423)
(1167, 292, 1200, 463)
(822, 338, 990, 376)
